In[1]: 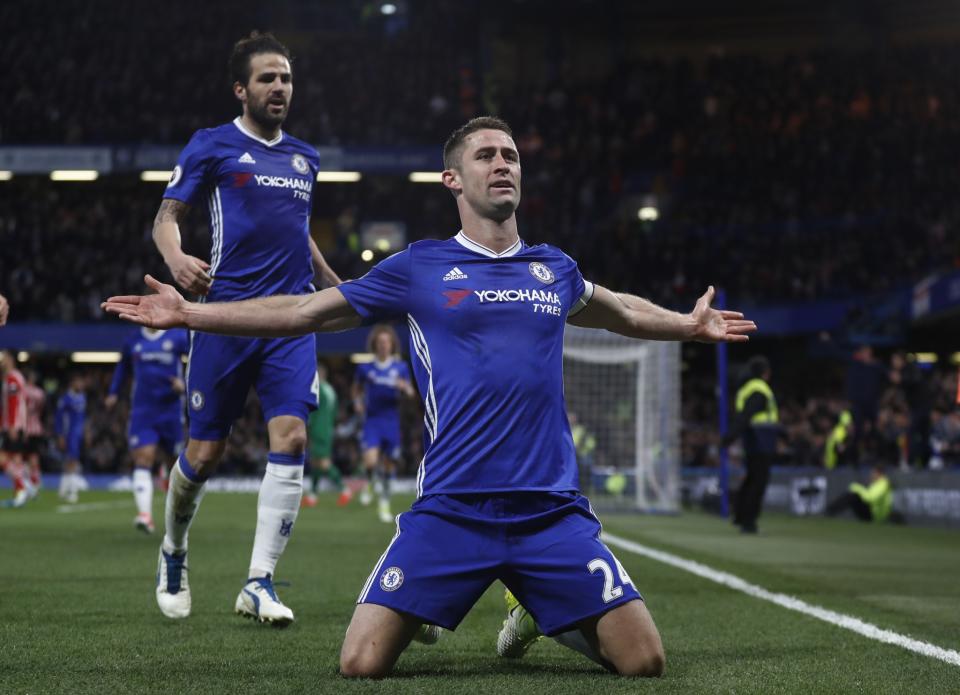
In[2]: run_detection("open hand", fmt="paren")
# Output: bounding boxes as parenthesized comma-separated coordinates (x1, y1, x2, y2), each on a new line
(691, 286, 757, 343)
(102, 275, 188, 329)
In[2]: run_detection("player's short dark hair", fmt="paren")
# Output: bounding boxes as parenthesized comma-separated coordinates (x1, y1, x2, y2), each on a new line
(443, 116, 513, 170)
(229, 31, 291, 87)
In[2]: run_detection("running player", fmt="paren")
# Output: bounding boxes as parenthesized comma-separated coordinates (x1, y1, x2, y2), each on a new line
(23, 370, 46, 500)
(104, 116, 756, 677)
(353, 325, 414, 522)
(148, 32, 341, 625)
(1, 350, 29, 506)
(55, 373, 87, 504)
(303, 363, 344, 507)
(106, 327, 189, 533)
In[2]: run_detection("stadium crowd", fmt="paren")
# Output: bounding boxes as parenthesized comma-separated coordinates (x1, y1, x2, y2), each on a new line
(3, 42, 960, 314)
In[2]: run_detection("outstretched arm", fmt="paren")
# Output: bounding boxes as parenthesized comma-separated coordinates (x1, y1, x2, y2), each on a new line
(102, 275, 362, 337)
(568, 285, 756, 343)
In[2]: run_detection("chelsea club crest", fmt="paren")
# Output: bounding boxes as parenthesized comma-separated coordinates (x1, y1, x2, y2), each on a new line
(380, 566, 404, 592)
(291, 154, 309, 175)
(528, 262, 555, 284)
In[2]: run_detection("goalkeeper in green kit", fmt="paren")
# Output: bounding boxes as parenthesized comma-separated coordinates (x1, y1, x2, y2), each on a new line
(303, 363, 347, 507)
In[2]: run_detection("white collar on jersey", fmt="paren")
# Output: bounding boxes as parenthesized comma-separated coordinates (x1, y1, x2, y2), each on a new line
(454, 230, 522, 258)
(141, 328, 166, 340)
(233, 117, 284, 147)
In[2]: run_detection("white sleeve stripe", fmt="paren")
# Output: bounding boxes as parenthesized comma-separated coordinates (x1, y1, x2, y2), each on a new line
(568, 280, 595, 317)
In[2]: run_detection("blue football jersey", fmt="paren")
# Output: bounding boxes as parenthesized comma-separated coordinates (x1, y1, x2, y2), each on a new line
(55, 390, 86, 438)
(356, 358, 410, 419)
(163, 118, 319, 301)
(109, 328, 189, 416)
(339, 232, 595, 496)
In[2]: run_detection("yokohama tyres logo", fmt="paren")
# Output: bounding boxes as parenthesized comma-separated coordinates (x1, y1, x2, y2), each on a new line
(474, 289, 561, 305)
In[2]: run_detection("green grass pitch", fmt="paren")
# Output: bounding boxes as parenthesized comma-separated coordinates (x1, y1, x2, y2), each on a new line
(2, 491, 959, 694)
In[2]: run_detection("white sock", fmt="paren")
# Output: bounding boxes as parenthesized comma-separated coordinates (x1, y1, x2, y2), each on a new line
(162, 456, 206, 554)
(554, 630, 613, 671)
(248, 462, 303, 578)
(133, 468, 153, 517)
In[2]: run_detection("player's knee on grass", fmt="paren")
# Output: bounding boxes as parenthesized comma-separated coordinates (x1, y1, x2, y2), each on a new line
(339, 644, 393, 679)
(339, 604, 419, 679)
(613, 642, 665, 678)
(591, 599, 666, 678)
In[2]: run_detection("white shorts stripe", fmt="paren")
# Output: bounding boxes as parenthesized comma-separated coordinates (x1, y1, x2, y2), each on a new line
(358, 514, 403, 603)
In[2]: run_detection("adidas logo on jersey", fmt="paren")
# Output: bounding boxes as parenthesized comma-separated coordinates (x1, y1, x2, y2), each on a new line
(443, 267, 468, 281)
(238, 152, 256, 164)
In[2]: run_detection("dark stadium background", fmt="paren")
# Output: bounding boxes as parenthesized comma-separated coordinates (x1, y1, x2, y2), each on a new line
(2, 0, 959, 479)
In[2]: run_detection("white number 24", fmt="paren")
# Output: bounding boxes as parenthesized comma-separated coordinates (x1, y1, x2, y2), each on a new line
(588, 556, 633, 603)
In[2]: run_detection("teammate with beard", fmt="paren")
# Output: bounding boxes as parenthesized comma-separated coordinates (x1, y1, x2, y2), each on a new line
(149, 32, 341, 626)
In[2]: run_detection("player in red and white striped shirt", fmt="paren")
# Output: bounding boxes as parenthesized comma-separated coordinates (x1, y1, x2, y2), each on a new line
(1, 350, 30, 506)
(23, 371, 46, 498)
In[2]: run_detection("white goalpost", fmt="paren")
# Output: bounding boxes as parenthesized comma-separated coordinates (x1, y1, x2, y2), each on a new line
(563, 326, 681, 513)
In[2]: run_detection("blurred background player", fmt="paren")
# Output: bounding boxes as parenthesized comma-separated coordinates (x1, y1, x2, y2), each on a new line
(1, 350, 31, 506)
(106, 327, 189, 534)
(22, 370, 46, 500)
(55, 373, 87, 504)
(303, 363, 344, 506)
(352, 324, 414, 523)
(150, 32, 341, 625)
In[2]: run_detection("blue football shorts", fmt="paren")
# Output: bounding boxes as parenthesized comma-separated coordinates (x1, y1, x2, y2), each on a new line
(361, 414, 402, 460)
(64, 431, 83, 461)
(186, 332, 318, 440)
(357, 492, 642, 636)
(128, 408, 185, 456)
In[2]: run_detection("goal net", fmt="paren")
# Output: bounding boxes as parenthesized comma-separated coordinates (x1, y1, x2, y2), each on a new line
(562, 326, 681, 513)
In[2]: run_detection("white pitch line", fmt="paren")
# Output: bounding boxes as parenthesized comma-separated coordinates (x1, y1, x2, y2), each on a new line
(602, 531, 960, 668)
(56, 501, 132, 514)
